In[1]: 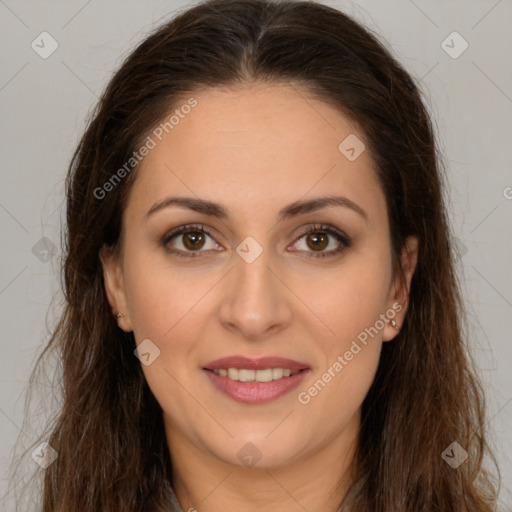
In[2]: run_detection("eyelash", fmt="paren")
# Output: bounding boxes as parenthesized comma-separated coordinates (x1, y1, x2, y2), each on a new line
(161, 223, 351, 259)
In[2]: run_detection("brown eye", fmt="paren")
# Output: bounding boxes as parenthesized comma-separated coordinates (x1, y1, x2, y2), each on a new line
(182, 231, 206, 250)
(292, 224, 350, 259)
(305, 232, 329, 251)
(162, 223, 350, 260)
(162, 224, 220, 258)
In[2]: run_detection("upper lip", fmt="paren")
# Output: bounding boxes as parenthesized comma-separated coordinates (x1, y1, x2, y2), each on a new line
(204, 356, 310, 371)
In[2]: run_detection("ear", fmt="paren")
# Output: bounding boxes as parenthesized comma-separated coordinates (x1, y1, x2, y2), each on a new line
(382, 236, 419, 342)
(99, 245, 133, 332)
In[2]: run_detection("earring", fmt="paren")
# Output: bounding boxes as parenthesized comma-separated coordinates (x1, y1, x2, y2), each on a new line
(116, 312, 123, 319)
(390, 319, 400, 331)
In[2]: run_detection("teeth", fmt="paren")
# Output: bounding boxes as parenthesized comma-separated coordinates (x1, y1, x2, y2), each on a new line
(212, 367, 300, 382)
(272, 368, 284, 379)
(255, 369, 273, 382)
(238, 369, 254, 382)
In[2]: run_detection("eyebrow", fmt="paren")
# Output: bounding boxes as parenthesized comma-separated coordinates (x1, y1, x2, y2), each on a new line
(145, 195, 368, 222)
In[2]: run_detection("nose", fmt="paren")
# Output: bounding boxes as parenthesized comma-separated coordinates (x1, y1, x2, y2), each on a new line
(217, 248, 293, 341)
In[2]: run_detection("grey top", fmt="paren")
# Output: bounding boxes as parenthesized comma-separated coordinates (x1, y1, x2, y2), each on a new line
(168, 486, 183, 512)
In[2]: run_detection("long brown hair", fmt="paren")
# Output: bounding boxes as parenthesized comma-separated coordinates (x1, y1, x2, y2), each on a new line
(10, 0, 498, 510)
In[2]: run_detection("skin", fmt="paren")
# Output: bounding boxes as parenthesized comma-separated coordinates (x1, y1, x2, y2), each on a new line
(100, 82, 418, 512)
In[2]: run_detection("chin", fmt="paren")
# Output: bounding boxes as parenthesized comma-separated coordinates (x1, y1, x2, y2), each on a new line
(208, 433, 306, 470)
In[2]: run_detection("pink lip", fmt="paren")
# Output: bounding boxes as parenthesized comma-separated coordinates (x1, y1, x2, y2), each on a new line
(204, 355, 310, 371)
(202, 355, 311, 404)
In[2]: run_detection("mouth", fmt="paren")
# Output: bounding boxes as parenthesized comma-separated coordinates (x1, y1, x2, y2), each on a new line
(203, 356, 310, 404)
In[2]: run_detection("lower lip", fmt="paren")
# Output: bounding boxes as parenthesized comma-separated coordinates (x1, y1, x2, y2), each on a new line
(203, 369, 310, 404)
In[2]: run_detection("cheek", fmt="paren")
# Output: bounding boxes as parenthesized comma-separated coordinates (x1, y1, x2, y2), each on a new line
(297, 287, 385, 442)
(313, 250, 392, 338)
(295, 252, 390, 419)
(123, 248, 212, 340)
(123, 257, 209, 421)
(122, 253, 220, 398)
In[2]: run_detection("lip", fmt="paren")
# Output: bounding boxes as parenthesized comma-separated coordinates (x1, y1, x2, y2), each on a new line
(202, 355, 311, 404)
(204, 355, 310, 371)
(203, 368, 310, 404)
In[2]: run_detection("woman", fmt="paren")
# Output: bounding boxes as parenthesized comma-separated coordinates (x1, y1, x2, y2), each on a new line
(14, 0, 498, 510)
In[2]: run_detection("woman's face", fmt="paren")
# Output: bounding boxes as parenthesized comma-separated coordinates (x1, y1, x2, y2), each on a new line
(101, 82, 417, 471)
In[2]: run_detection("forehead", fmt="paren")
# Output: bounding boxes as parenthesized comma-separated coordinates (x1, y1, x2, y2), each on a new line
(126, 82, 386, 225)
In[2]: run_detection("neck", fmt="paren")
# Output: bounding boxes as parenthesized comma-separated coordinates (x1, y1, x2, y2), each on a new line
(165, 413, 360, 512)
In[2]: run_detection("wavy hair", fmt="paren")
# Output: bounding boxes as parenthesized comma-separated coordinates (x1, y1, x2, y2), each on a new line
(9, 0, 498, 510)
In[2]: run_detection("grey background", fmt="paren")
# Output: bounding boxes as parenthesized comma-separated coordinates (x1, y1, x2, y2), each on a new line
(1, 0, 511, 510)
